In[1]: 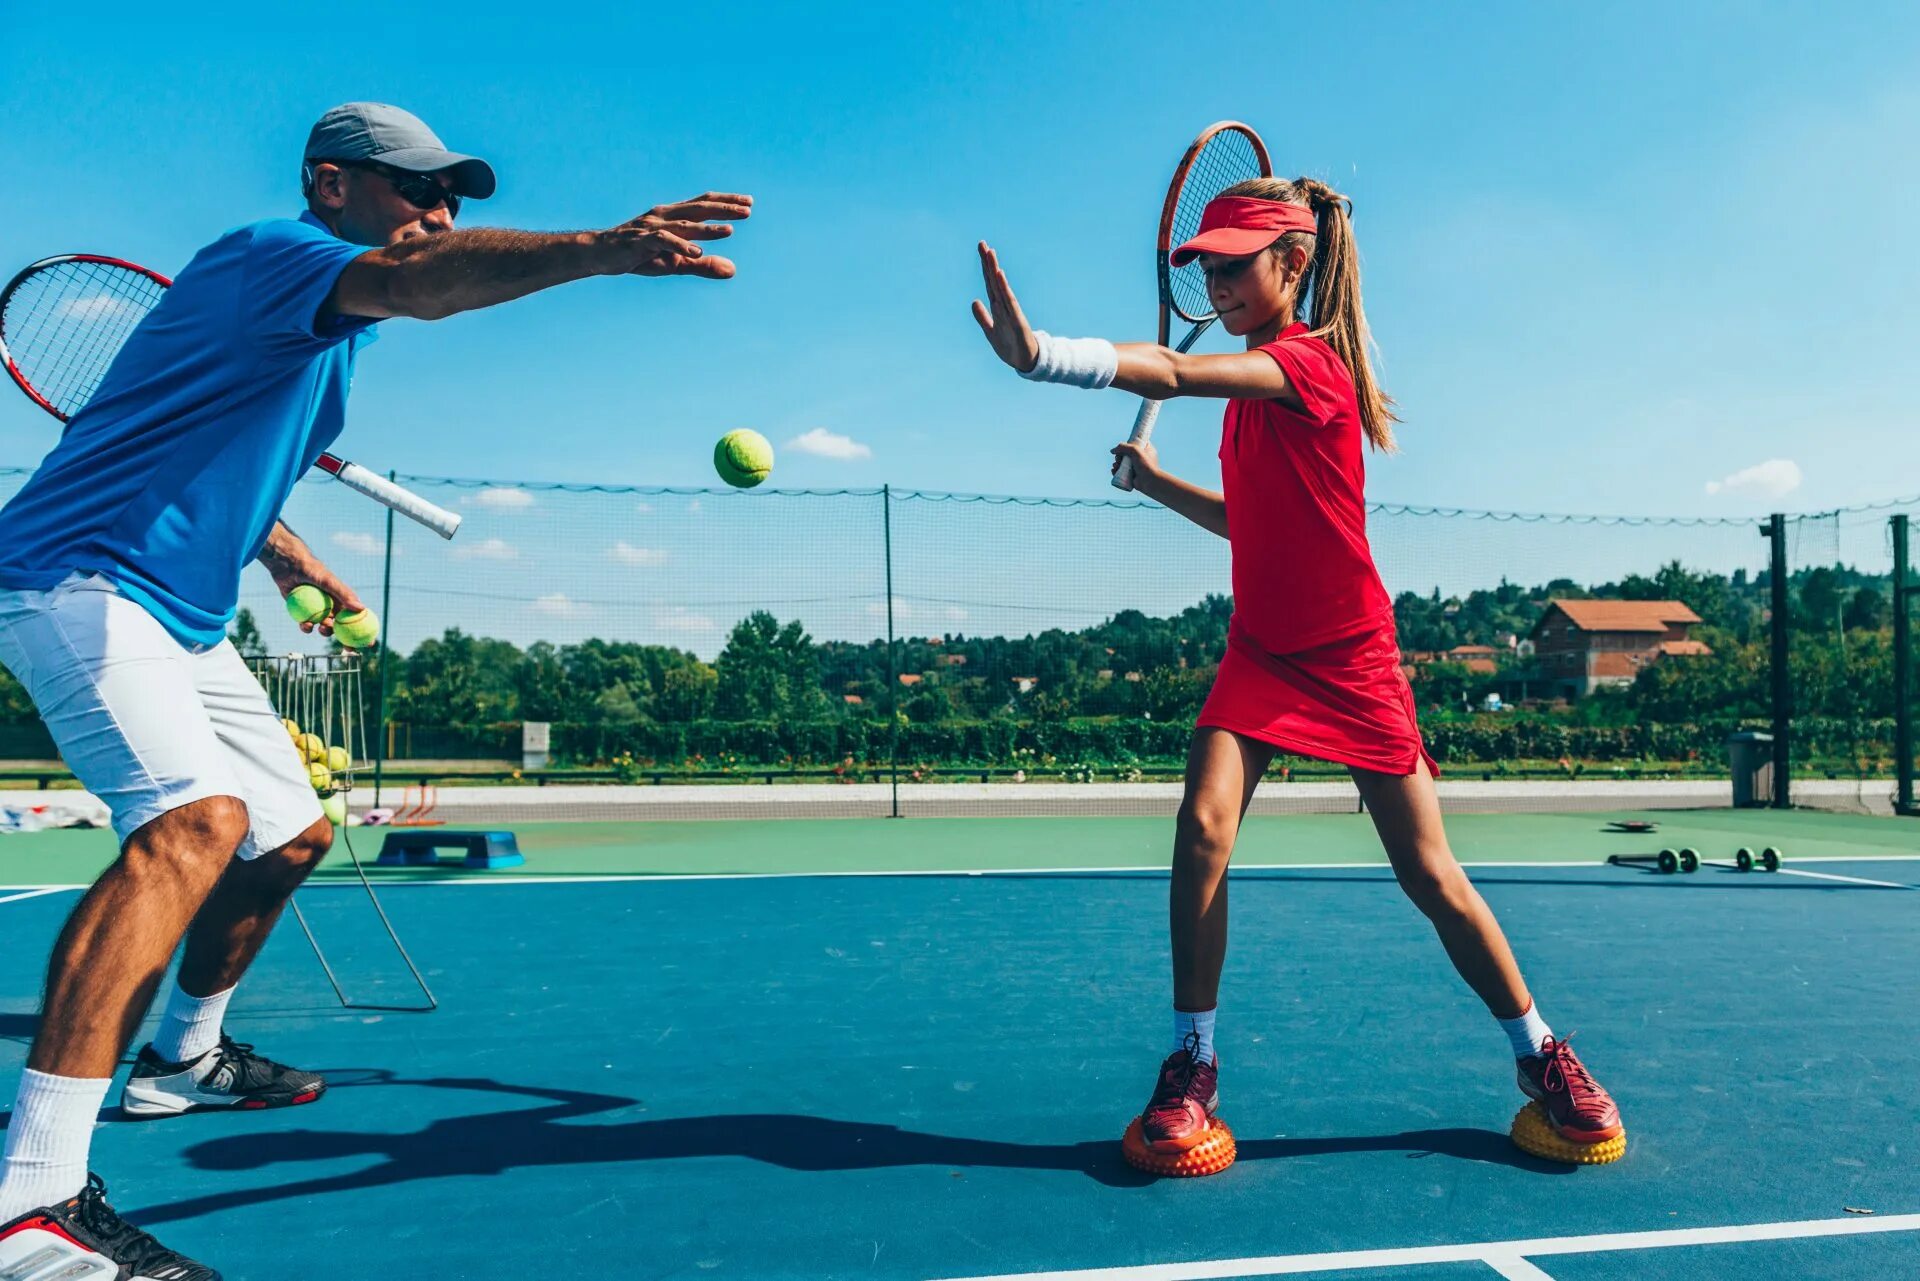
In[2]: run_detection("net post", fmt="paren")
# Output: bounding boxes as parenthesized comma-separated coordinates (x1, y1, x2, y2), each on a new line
(883, 484, 900, 819)
(372, 470, 398, 808)
(1895, 514, 1913, 816)
(1764, 513, 1792, 808)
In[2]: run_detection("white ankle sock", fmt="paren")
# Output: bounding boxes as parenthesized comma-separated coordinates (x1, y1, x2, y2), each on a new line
(0, 1070, 111, 1224)
(1498, 1001, 1554, 1059)
(1172, 1006, 1217, 1066)
(151, 982, 234, 1065)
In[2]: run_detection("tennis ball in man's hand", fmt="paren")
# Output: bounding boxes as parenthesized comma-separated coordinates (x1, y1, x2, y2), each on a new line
(325, 745, 351, 773)
(320, 791, 347, 827)
(333, 608, 380, 649)
(714, 429, 774, 488)
(285, 584, 332, 626)
(297, 733, 326, 763)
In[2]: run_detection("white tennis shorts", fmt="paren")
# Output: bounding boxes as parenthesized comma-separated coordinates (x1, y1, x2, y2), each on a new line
(0, 573, 322, 858)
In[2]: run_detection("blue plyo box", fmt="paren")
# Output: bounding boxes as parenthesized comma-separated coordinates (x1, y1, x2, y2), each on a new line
(375, 829, 525, 870)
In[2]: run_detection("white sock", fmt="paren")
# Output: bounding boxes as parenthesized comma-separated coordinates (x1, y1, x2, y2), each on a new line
(1172, 1006, 1217, 1066)
(151, 981, 235, 1065)
(0, 1070, 111, 1223)
(1498, 1001, 1554, 1059)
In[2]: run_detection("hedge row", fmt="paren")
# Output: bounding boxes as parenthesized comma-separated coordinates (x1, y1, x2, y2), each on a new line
(542, 716, 1904, 767)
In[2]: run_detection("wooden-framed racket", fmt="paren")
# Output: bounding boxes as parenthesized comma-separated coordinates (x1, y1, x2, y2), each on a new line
(0, 254, 462, 539)
(1111, 121, 1272, 491)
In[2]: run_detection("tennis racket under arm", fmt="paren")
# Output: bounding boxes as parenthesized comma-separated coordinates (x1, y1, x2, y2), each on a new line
(1112, 121, 1272, 492)
(0, 254, 461, 539)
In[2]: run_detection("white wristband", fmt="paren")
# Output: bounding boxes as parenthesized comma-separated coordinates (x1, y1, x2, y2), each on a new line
(1019, 331, 1118, 389)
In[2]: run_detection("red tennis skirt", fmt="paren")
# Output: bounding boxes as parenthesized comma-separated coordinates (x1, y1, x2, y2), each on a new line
(1196, 623, 1439, 777)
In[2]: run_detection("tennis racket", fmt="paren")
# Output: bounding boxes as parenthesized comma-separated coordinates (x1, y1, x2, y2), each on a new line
(0, 254, 462, 539)
(1111, 121, 1272, 492)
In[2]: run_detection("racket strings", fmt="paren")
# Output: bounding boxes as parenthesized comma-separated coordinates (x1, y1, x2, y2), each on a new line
(3, 261, 163, 419)
(1167, 130, 1269, 323)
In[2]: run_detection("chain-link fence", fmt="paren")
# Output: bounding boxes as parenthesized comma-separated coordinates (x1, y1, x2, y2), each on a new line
(3, 464, 1918, 822)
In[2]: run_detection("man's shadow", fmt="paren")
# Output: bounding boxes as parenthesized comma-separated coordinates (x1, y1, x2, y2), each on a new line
(128, 1072, 1567, 1226)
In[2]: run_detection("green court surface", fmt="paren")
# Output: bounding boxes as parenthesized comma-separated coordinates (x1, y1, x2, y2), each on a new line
(2, 807, 1914, 886)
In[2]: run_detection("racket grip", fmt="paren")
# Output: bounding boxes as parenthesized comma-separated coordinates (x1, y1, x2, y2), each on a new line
(318, 456, 463, 539)
(1111, 398, 1163, 491)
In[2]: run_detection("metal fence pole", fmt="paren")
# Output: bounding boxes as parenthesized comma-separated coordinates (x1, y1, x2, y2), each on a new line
(1895, 514, 1913, 816)
(882, 485, 900, 819)
(1765, 513, 1791, 808)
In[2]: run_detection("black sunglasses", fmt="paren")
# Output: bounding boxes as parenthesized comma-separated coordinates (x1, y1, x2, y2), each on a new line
(332, 160, 462, 217)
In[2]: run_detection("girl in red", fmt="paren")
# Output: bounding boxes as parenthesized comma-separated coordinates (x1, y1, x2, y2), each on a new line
(972, 178, 1622, 1164)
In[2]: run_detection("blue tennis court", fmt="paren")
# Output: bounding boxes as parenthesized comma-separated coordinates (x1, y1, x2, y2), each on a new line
(4, 817, 1915, 1280)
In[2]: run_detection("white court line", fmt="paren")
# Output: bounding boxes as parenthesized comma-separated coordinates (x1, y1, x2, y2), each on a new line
(1482, 1255, 1556, 1281)
(928, 1213, 1920, 1281)
(1778, 867, 1916, 889)
(1, 853, 1916, 897)
(0, 886, 79, 906)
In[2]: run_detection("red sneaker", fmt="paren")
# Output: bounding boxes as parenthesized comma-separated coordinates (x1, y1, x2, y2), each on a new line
(1140, 1039, 1220, 1153)
(1517, 1035, 1622, 1143)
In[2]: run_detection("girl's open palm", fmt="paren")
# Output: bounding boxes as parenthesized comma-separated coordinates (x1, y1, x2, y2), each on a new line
(970, 242, 1040, 373)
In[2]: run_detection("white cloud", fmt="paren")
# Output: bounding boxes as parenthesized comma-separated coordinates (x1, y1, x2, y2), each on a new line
(653, 607, 716, 635)
(473, 487, 535, 512)
(60, 295, 144, 324)
(453, 537, 518, 560)
(331, 531, 382, 555)
(1705, 459, 1802, 499)
(533, 593, 587, 618)
(608, 541, 668, 567)
(787, 428, 873, 461)
(687, 500, 703, 515)
(634, 501, 655, 514)
(945, 606, 969, 622)
(867, 599, 914, 619)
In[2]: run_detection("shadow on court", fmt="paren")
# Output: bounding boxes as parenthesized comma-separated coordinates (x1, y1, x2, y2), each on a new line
(127, 1072, 1564, 1225)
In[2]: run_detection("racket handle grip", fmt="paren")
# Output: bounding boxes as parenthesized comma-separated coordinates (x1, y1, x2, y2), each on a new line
(316, 455, 463, 539)
(1111, 398, 1163, 491)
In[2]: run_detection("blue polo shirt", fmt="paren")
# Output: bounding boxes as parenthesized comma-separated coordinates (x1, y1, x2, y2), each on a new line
(0, 212, 378, 648)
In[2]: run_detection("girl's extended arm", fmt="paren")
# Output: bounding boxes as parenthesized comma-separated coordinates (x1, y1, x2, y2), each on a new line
(1110, 441, 1228, 541)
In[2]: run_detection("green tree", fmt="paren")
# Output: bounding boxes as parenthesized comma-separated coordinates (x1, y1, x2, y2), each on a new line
(716, 612, 827, 719)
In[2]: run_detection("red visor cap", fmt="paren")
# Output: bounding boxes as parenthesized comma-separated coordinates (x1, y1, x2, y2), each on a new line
(1169, 196, 1318, 268)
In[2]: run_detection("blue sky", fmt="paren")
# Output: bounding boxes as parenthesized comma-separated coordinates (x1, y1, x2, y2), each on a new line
(3, 3, 1919, 657)
(4, 1, 1917, 520)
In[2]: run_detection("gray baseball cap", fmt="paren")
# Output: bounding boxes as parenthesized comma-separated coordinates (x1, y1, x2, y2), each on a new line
(304, 102, 496, 199)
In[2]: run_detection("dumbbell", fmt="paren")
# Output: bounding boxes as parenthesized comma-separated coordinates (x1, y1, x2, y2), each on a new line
(1607, 847, 1696, 875)
(1731, 846, 1782, 873)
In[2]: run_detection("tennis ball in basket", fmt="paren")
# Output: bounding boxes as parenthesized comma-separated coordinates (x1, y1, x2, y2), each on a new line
(325, 745, 351, 773)
(307, 761, 333, 792)
(714, 429, 774, 488)
(296, 733, 326, 763)
(283, 718, 302, 740)
(333, 608, 380, 649)
(285, 584, 332, 626)
(320, 791, 347, 827)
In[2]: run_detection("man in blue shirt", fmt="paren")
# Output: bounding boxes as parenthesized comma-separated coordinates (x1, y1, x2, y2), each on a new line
(0, 103, 751, 1279)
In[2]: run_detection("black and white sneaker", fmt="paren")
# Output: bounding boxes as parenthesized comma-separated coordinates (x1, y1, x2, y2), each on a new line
(0, 1172, 220, 1279)
(121, 1034, 327, 1119)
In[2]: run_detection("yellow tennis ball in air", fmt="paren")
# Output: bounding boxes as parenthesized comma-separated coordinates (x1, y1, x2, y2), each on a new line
(297, 733, 326, 763)
(320, 792, 347, 827)
(325, 745, 351, 773)
(285, 584, 333, 626)
(307, 761, 333, 793)
(333, 608, 380, 649)
(714, 429, 774, 489)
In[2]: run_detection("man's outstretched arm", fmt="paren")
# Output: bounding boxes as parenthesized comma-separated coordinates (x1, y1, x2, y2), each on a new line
(328, 192, 753, 321)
